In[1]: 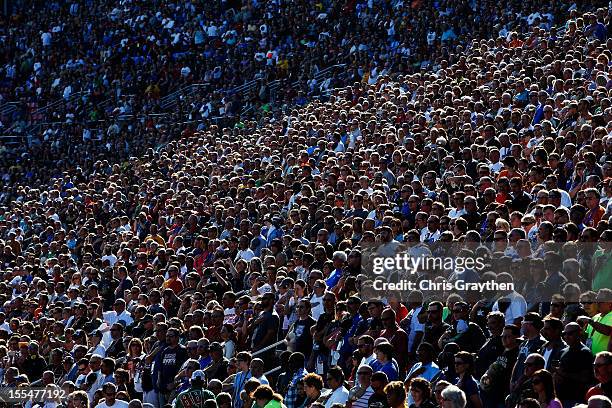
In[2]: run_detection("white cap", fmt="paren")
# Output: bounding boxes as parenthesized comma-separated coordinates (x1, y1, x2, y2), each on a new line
(191, 370, 206, 381)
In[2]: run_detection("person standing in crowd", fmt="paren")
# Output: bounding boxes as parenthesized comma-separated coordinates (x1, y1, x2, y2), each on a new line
(587, 352, 612, 400)
(172, 370, 216, 408)
(347, 365, 373, 408)
(555, 322, 595, 407)
(581, 290, 612, 355)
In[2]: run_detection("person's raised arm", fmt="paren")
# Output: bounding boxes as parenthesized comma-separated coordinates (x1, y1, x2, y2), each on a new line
(579, 316, 612, 336)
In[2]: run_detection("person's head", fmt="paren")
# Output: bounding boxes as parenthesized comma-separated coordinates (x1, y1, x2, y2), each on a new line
(296, 299, 311, 319)
(502, 325, 521, 349)
(236, 351, 252, 372)
(531, 369, 556, 403)
(594, 351, 612, 384)
(69, 390, 89, 408)
(260, 292, 275, 311)
(326, 366, 344, 390)
(208, 379, 223, 395)
(427, 301, 444, 324)
(588, 395, 612, 408)
(251, 385, 282, 408)
(524, 354, 545, 377)
(249, 358, 265, 378)
(384, 381, 406, 408)
(434, 381, 451, 407)
(370, 372, 389, 394)
(417, 342, 435, 363)
(518, 398, 542, 408)
(374, 342, 394, 363)
(241, 379, 261, 405)
(542, 318, 563, 342)
(381, 308, 397, 330)
(440, 385, 466, 408)
(355, 365, 372, 388)
(216, 392, 232, 408)
(454, 351, 474, 377)
(166, 328, 180, 346)
(102, 383, 118, 405)
(357, 335, 374, 356)
(409, 377, 432, 404)
(367, 299, 384, 318)
(486, 311, 506, 337)
(288, 352, 305, 373)
(190, 370, 206, 389)
(562, 322, 583, 347)
(521, 312, 543, 338)
(302, 373, 323, 399)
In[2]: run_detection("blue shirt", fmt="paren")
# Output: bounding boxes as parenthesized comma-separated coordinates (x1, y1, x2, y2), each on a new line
(325, 268, 343, 289)
(232, 371, 252, 408)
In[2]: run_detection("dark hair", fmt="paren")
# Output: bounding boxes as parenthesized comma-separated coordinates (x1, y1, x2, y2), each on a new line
(327, 366, 344, 383)
(543, 317, 563, 332)
(236, 351, 252, 364)
(503, 324, 521, 336)
(409, 377, 432, 400)
(374, 342, 394, 361)
(454, 351, 475, 375)
(303, 373, 324, 391)
(532, 369, 556, 403)
(251, 385, 283, 403)
(518, 398, 541, 408)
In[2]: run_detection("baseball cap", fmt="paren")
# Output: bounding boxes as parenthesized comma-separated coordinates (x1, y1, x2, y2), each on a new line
(191, 370, 206, 381)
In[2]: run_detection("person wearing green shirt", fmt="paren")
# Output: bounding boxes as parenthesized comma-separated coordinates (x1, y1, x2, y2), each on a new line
(592, 237, 612, 291)
(580, 289, 612, 355)
(252, 384, 286, 408)
(172, 370, 216, 408)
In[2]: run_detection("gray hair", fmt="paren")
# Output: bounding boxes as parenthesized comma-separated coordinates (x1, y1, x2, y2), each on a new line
(440, 385, 466, 408)
(332, 251, 347, 262)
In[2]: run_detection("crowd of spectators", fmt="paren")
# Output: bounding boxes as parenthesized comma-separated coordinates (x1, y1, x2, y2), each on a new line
(0, 1, 610, 408)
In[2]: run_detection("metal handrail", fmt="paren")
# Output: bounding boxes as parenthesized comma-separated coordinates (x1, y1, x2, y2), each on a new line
(264, 366, 282, 377)
(252, 339, 286, 357)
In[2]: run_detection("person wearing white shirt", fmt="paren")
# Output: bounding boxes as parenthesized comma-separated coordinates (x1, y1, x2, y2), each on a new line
(235, 236, 255, 262)
(100, 299, 133, 347)
(492, 273, 527, 325)
(309, 281, 326, 320)
(405, 342, 440, 406)
(357, 337, 376, 369)
(420, 216, 442, 243)
(76, 354, 105, 400)
(324, 367, 349, 408)
(250, 359, 269, 385)
(95, 383, 129, 408)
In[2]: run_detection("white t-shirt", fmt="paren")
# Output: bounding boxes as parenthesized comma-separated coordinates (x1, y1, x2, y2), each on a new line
(101, 254, 117, 266)
(95, 400, 129, 408)
(492, 291, 527, 324)
(325, 386, 349, 408)
(310, 293, 325, 320)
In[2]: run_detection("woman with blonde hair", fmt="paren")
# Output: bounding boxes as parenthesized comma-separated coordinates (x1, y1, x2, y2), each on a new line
(385, 381, 408, 408)
(495, 218, 510, 233)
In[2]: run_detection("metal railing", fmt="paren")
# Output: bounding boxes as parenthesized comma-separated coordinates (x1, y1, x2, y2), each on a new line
(0, 135, 26, 147)
(251, 339, 286, 357)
